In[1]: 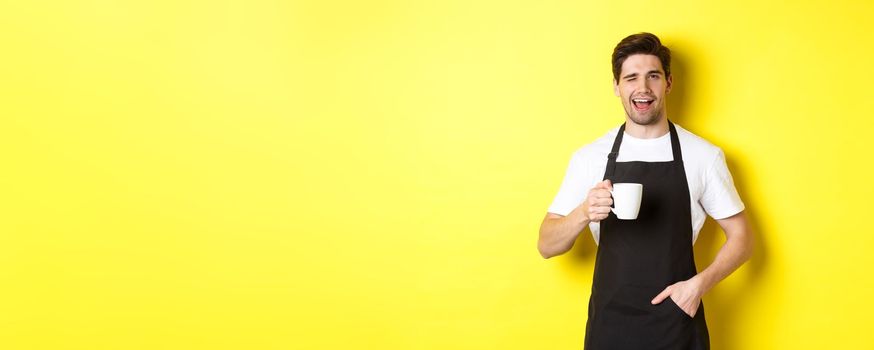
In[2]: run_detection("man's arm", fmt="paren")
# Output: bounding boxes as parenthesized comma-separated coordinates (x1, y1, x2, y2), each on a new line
(651, 210, 754, 316)
(695, 211, 755, 291)
(538, 180, 613, 259)
(538, 208, 589, 259)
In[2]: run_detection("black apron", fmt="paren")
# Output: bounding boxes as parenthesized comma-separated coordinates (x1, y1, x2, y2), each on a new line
(584, 121, 710, 350)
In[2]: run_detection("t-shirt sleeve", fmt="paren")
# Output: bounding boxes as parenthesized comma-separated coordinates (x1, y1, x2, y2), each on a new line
(700, 149, 745, 219)
(547, 152, 590, 216)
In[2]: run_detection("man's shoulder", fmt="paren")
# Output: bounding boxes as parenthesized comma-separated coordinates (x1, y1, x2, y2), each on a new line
(674, 123, 723, 165)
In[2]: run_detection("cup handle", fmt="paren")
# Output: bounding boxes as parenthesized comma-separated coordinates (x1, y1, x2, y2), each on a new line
(609, 189, 615, 214)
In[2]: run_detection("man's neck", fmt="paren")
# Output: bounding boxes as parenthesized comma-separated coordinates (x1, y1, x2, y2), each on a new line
(624, 116, 670, 139)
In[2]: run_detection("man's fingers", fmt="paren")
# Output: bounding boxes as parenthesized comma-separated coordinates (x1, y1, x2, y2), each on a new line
(590, 189, 613, 199)
(651, 287, 672, 304)
(589, 197, 613, 207)
(589, 205, 611, 214)
(587, 212, 608, 221)
(585, 181, 614, 221)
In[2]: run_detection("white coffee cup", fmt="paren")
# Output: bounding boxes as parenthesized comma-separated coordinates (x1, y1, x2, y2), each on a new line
(610, 183, 643, 220)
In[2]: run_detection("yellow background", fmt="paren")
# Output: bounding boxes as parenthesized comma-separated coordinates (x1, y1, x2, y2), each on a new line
(2, 0, 873, 349)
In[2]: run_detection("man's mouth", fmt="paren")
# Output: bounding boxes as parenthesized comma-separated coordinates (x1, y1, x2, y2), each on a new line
(632, 97, 654, 111)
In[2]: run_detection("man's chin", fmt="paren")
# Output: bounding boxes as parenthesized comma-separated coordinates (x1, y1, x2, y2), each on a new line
(628, 113, 661, 126)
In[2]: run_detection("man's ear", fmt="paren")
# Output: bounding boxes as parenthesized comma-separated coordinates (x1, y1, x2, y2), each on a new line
(613, 79, 620, 97)
(666, 74, 673, 94)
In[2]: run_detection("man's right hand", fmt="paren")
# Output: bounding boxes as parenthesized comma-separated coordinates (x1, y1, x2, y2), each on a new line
(582, 180, 613, 222)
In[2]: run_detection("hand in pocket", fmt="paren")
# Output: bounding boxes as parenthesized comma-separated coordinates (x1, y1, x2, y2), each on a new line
(650, 278, 703, 317)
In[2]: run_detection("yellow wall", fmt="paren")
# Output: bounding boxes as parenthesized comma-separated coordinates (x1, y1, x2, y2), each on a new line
(2, 0, 873, 349)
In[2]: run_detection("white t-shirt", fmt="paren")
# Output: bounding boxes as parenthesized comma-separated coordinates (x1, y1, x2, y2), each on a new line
(547, 123, 745, 245)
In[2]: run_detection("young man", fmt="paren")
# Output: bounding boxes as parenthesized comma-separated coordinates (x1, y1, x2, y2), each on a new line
(538, 33, 754, 349)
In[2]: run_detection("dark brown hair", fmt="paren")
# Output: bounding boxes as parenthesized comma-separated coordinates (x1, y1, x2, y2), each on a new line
(611, 32, 671, 82)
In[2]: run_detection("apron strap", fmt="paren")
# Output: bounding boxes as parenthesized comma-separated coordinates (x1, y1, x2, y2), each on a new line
(605, 123, 626, 178)
(605, 120, 682, 178)
(668, 121, 683, 163)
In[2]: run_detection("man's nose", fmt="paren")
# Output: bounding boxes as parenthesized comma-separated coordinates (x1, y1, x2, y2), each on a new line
(637, 79, 652, 93)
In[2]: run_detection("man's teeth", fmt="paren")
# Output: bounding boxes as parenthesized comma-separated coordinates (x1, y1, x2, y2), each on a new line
(632, 99, 652, 103)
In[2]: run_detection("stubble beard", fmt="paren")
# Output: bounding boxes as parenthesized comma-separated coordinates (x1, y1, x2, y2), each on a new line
(624, 103, 664, 126)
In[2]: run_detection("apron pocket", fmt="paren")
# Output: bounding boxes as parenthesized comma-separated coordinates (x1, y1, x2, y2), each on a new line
(590, 284, 693, 349)
(664, 296, 694, 319)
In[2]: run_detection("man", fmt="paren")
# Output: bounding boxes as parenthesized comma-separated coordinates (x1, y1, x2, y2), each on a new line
(538, 33, 754, 350)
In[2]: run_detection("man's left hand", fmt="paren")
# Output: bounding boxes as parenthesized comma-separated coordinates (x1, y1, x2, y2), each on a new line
(651, 277, 705, 317)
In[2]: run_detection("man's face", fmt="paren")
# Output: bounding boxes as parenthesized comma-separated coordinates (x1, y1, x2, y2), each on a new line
(613, 54, 672, 126)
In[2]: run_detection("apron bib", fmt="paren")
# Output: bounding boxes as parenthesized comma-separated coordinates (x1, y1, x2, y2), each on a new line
(584, 121, 710, 350)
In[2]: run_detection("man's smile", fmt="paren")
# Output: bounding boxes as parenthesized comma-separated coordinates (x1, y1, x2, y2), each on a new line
(631, 97, 655, 111)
